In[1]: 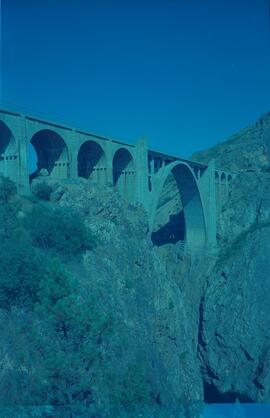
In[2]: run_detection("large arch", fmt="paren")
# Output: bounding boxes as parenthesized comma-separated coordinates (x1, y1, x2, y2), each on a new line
(0, 121, 18, 183)
(77, 140, 106, 184)
(29, 129, 70, 181)
(113, 148, 135, 201)
(149, 161, 206, 249)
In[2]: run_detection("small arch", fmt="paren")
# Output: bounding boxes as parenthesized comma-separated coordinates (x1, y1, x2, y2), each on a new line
(77, 140, 106, 184)
(0, 121, 18, 182)
(113, 148, 135, 200)
(29, 129, 69, 181)
(220, 172, 226, 184)
(149, 161, 206, 249)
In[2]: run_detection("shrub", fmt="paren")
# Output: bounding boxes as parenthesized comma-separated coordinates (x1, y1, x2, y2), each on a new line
(27, 203, 95, 256)
(0, 175, 17, 203)
(33, 181, 53, 201)
(0, 177, 20, 241)
(0, 242, 47, 309)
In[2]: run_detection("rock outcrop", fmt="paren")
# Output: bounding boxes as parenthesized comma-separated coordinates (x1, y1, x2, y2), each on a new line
(193, 112, 270, 403)
(55, 183, 204, 416)
(192, 112, 270, 172)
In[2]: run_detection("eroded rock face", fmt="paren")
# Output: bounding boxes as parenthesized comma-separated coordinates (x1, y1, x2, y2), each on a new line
(218, 172, 270, 244)
(198, 224, 270, 402)
(56, 182, 204, 414)
(193, 112, 270, 403)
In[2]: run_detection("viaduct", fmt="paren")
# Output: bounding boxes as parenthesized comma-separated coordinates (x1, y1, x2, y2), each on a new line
(0, 108, 235, 250)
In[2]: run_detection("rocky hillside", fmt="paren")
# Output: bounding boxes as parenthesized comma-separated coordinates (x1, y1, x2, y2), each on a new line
(0, 176, 207, 418)
(192, 112, 270, 172)
(193, 112, 270, 404)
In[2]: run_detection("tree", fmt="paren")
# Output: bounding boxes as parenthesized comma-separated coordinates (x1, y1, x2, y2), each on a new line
(27, 204, 95, 256)
(0, 242, 47, 310)
(0, 175, 20, 241)
(32, 260, 113, 416)
(0, 175, 17, 203)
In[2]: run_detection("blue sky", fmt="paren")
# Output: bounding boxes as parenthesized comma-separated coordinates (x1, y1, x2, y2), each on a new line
(2, 0, 270, 157)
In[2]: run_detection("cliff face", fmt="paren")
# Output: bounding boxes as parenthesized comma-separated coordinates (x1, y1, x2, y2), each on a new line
(50, 182, 204, 416)
(193, 113, 270, 403)
(141, 110, 270, 406)
(198, 172, 270, 403)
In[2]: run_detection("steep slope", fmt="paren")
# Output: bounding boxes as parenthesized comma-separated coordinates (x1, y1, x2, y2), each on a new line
(193, 113, 270, 402)
(0, 177, 205, 417)
(191, 112, 270, 172)
(57, 182, 205, 413)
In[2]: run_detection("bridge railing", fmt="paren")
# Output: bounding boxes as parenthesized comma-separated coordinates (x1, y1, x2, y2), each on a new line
(0, 102, 135, 148)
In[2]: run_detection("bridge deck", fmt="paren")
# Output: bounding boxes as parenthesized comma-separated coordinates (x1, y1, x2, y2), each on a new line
(0, 107, 236, 177)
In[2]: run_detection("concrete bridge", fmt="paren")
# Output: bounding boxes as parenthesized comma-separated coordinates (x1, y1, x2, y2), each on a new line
(0, 108, 235, 250)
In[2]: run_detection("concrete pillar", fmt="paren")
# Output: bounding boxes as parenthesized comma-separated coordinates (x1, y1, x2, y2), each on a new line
(198, 159, 217, 248)
(17, 115, 30, 195)
(135, 138, 148, 206)
(215, 172, 220, 216)
(67, 130, 78, 179)
(105, 140, 114, 186)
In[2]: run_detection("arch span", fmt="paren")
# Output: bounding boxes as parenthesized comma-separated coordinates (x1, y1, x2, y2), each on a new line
(77, 140, 106, 184)
(30, 129, 69, 181)
(0, 121, 18, 182)
(113, 148, 135, 200)
(149, 161, 206, 248)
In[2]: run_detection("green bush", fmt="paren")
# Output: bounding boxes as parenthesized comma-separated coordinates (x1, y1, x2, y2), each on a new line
(33, 181, 53, 201)
(0, 177, 20, 241)
(0, 175, 17, 203)
(0, 242, 47, 309)
(27, 203, 95, 256)
(33, 259, 111, 412)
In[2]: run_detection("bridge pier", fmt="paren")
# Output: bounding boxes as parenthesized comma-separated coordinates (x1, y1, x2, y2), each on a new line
(135, 138, 148, 204)
(68, 130, 79, 180)
(198, 159, 217, 248)
(18, 116, 31, 195)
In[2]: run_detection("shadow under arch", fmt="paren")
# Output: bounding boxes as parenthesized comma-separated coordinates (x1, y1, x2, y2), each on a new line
(29, 129, 69, 181)
(77, 140, 106, 183)
(113, 148, 135, 200)
(149, 161, 206, 249)
(0, 121, 18, 182)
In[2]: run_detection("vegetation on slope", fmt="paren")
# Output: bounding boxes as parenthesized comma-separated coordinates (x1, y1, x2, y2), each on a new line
(0, 176, 150, 417)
